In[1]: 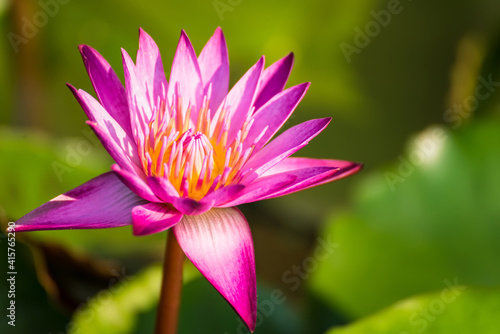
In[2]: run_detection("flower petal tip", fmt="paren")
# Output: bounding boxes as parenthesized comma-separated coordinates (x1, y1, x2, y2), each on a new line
(352, 162, 364, 173)
(78, 44, 96, 58)
(78, 44, 95, 59)
(138, 27, 155, 48)
(15, 172, 146, 232)
(212, 26, 225, 40)
(179, 29, 190, 42)
(322, 117, 332, 125)
(66, 82, 76, 92)
(258, 55, 265, 66)
(77, 44, 85, 55)
(282, 52, 295, 68)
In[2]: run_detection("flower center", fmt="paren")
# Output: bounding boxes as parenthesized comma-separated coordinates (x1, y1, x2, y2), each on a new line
(137, 90, 262, 200)
(165, 130, 217, 197)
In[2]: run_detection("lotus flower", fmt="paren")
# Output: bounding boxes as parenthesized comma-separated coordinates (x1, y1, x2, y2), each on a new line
(16, 28, 361, 331)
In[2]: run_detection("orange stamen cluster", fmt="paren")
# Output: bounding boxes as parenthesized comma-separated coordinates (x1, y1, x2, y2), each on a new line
(137, 87, 266, 200)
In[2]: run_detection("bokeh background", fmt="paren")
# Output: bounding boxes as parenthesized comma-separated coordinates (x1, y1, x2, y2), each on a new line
(1, 0, 500, 333)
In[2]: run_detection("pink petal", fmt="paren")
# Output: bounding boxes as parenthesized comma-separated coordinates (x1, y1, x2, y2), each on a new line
(68, 85, 141, 174)
(253, 52, 294, 111)
(86, 121, 144, 177)
(168, 181, 245, 215)
(242, 118, 331, 182)
(167, 30, 203, 122)
(173, 208, 256, 331)
(204, 184, 245, 206)
(198, 27, 229, 112)
(136, 28, 168, 107)
(244, 82, 310, 152)
(262, 158, 363, 199)
(111, 164, 160, 202)
(147, 176, 180, 203)
(122, 48, 152, 142)
(68, 86, 135, 152)
(218, 173, 296, 207)
(79, 45, 132, 137)
(15, 172, 146, 232)
(131, 202, 182, 236)
(172, 197, 215, 216)
(262, 157, 362, 176)
(220, 57, 264, 144)
(256, 158, 363, 200)
(249, 166, 339, 201)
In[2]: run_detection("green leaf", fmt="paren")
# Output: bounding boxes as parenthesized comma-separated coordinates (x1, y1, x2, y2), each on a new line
(310, 117, 500, 319)
(69, 265, 164, 334)
(325, 286, 500, 334)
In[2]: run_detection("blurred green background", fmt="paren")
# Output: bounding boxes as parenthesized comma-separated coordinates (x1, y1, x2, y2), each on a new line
(1, 0, 500, 333)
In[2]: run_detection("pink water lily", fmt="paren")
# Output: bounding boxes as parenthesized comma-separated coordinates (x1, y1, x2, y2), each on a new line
(16, 27, 361, 331)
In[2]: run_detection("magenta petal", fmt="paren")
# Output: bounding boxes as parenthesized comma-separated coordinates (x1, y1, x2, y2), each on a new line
(167, 30, 203, 121)
(68, 85, 141, 173)
(222, 57, 264, 143)
(86, 121, 144, 177)
(251, 166, 338, 201)
(256, 158, 363, 199)
(172, 197, 215, 216)
(136, 28, 168, 107)
(16, 172, 146, 232)
(111, 164, 160, 202)
(122, 48, 152, 142)
(244, 82, 310, 152)
(204, 184, 245, 206)
(262, 157, 362, 175)
(173, 208, 256, 331)
(243, 118, 331, 181)
(198, 27, 229, 112)
(147, 176, 180, 203)
(79, 45, 132, 137)
(170, 185, 245, 214)
(253, 52, 294, 110)
(131, 203, 182, 236)
(219, 173, 296, 207)
(68, 86, 137, 161)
